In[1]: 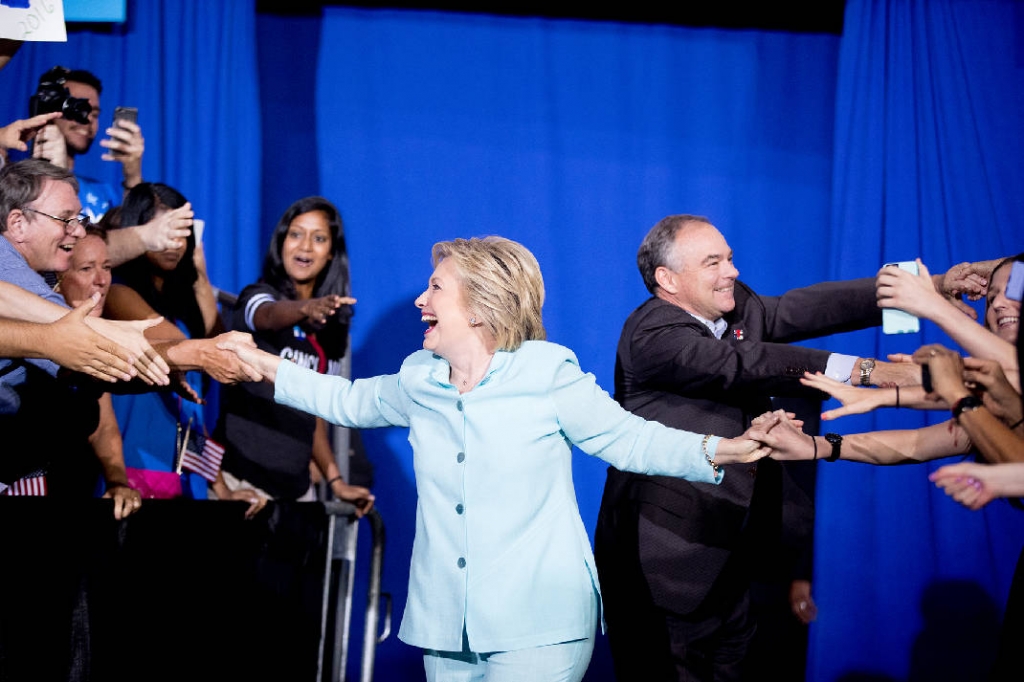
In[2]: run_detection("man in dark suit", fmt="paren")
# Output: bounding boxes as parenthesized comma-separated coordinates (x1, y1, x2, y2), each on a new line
(593, 214, 917, 681)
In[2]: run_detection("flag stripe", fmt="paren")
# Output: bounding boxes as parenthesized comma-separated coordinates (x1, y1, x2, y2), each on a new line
(180, 437, 225, 483)
(1, 474, 48, 496)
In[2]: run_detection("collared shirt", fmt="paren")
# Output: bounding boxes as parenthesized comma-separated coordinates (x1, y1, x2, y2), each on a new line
(0, 236, 66, 415)
(275, 340, 723, 653)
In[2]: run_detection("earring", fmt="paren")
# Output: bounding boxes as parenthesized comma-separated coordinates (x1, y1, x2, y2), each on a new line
(469, 317, 477, 326)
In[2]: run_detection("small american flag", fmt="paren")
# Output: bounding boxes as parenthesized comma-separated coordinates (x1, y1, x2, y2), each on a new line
(1, 473, 48, 496)
(179, 435, 225, 483)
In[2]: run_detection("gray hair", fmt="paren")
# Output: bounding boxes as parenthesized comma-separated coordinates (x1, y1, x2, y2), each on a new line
(636, 214, 711, 294)
(0, 159, 79, 233)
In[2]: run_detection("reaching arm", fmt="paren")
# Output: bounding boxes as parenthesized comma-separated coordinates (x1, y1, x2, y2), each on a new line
(913, 344, 1024, 464)
(800, 371, 944, 421)
(930, 461, 1024, 510)
(105, 203, 193, 267)
(311, 418, 375, 518)
(757, 410, 972, 465)
(1, 295, 138, 383)
(0, 281, 170, 384)
(190, 241, 224, 336)
(89, 393, 142, 519)
(878, 260, 1016, 373)
(250, 294, 358, 331)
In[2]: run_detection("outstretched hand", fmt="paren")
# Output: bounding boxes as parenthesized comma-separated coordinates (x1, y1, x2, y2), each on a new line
(929, 461, 1005, 511)
(801, 371, 888, 420)
(84, 313, 171, 386)
(301, 294, 357, 327)
(0, 111, 61, 153)
(136, 202, 193, 253)
(46, 295, 137, 383)
(939, 260, 990, 306)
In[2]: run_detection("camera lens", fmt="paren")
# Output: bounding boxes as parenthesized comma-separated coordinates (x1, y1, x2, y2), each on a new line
(62, 97, 92, 125)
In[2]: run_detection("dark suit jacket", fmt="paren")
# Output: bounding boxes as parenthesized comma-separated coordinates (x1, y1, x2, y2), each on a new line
(600, 277, 880, 614)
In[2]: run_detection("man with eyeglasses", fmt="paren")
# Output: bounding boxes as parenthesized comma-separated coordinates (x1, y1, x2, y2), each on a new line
(0, 158, 170, 491)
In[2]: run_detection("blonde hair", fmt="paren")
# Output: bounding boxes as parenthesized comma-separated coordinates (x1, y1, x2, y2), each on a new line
(431, 236, 546, 351)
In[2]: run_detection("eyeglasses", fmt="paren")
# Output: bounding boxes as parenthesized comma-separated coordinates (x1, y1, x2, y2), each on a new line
(22, 207, 91, 234)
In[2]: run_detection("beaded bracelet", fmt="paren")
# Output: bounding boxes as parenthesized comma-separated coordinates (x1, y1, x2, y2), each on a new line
(701, 434, 720, 475)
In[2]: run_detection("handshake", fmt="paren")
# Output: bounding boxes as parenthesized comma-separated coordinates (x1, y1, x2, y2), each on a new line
(713, 410, 822, 467)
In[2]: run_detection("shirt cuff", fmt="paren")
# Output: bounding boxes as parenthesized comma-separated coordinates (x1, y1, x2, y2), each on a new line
(826, 353, 857, 385)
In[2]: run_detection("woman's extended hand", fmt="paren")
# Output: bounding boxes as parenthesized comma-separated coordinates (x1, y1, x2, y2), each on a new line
(300, 294, 357, 327)
(800, 371, 889, 420)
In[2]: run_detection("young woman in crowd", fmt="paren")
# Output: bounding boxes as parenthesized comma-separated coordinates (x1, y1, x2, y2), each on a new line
(51, 222, 142, 518)
(103, 182, 263, 512)
(211, 196, 373, 513)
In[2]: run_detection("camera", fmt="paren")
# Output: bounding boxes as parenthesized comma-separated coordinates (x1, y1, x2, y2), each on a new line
(28, 66, 92, 124)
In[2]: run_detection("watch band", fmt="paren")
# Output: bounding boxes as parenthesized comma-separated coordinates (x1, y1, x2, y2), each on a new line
(859, 358, 876, 387)
(824, 433, 843, 461)
(951, 395, 984, 419)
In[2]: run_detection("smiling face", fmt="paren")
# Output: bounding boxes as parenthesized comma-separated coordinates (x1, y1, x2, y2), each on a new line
(657, 221, 739, 321)
(55, 80, 101, 157)
(60, 233, 111, 314)
(414, 258, 476, 359)
(11, 178, 84, 273)
(281, 210, 333, 296)
(985, 262, 1021, 343)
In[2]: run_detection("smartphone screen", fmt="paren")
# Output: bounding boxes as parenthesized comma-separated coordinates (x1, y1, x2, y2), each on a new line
(1006, 260, 1024, 302)
(882, 260, 922, 334)
(113, 106, 138, 127)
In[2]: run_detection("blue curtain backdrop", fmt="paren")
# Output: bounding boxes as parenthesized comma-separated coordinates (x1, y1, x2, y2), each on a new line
(311, 7, 836, 681)
(813, 1, 1024, 680)
(1, 0, 1022, 680)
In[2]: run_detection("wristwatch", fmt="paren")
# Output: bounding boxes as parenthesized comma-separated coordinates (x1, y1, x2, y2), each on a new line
(824, 432, 843, 461)
(859, 358, 876, 387)
(951, 395, 984, 419)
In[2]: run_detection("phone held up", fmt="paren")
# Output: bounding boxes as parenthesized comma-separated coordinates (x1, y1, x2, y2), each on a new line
(113, 106, 138, 128)
(882, 260, 921, 334)
(1006, 260, 1024, 302)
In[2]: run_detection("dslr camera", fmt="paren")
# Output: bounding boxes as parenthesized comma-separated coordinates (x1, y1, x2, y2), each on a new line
(29, 66, 92, 124)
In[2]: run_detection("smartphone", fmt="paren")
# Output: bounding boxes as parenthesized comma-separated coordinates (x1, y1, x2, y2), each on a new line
(882, 260, 921, 334)
(193, 219, 205, 245)
(1006, 260, 1024, 302)
(113, 106, 138, 127)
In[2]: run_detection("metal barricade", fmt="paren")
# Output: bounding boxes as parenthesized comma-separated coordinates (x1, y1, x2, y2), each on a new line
(320, 502, 391, 682)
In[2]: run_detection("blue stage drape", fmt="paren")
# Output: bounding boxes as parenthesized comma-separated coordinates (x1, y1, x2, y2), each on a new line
(313, 8, 840, 681)
(1, 1, 1022, 680)
(813, 1, 1024, 680)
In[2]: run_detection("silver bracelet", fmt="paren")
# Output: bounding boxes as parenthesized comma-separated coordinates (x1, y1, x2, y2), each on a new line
(702, 434, 720, 475)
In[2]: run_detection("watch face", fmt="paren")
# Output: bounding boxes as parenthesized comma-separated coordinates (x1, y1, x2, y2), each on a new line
(825, 433, 842, 445)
